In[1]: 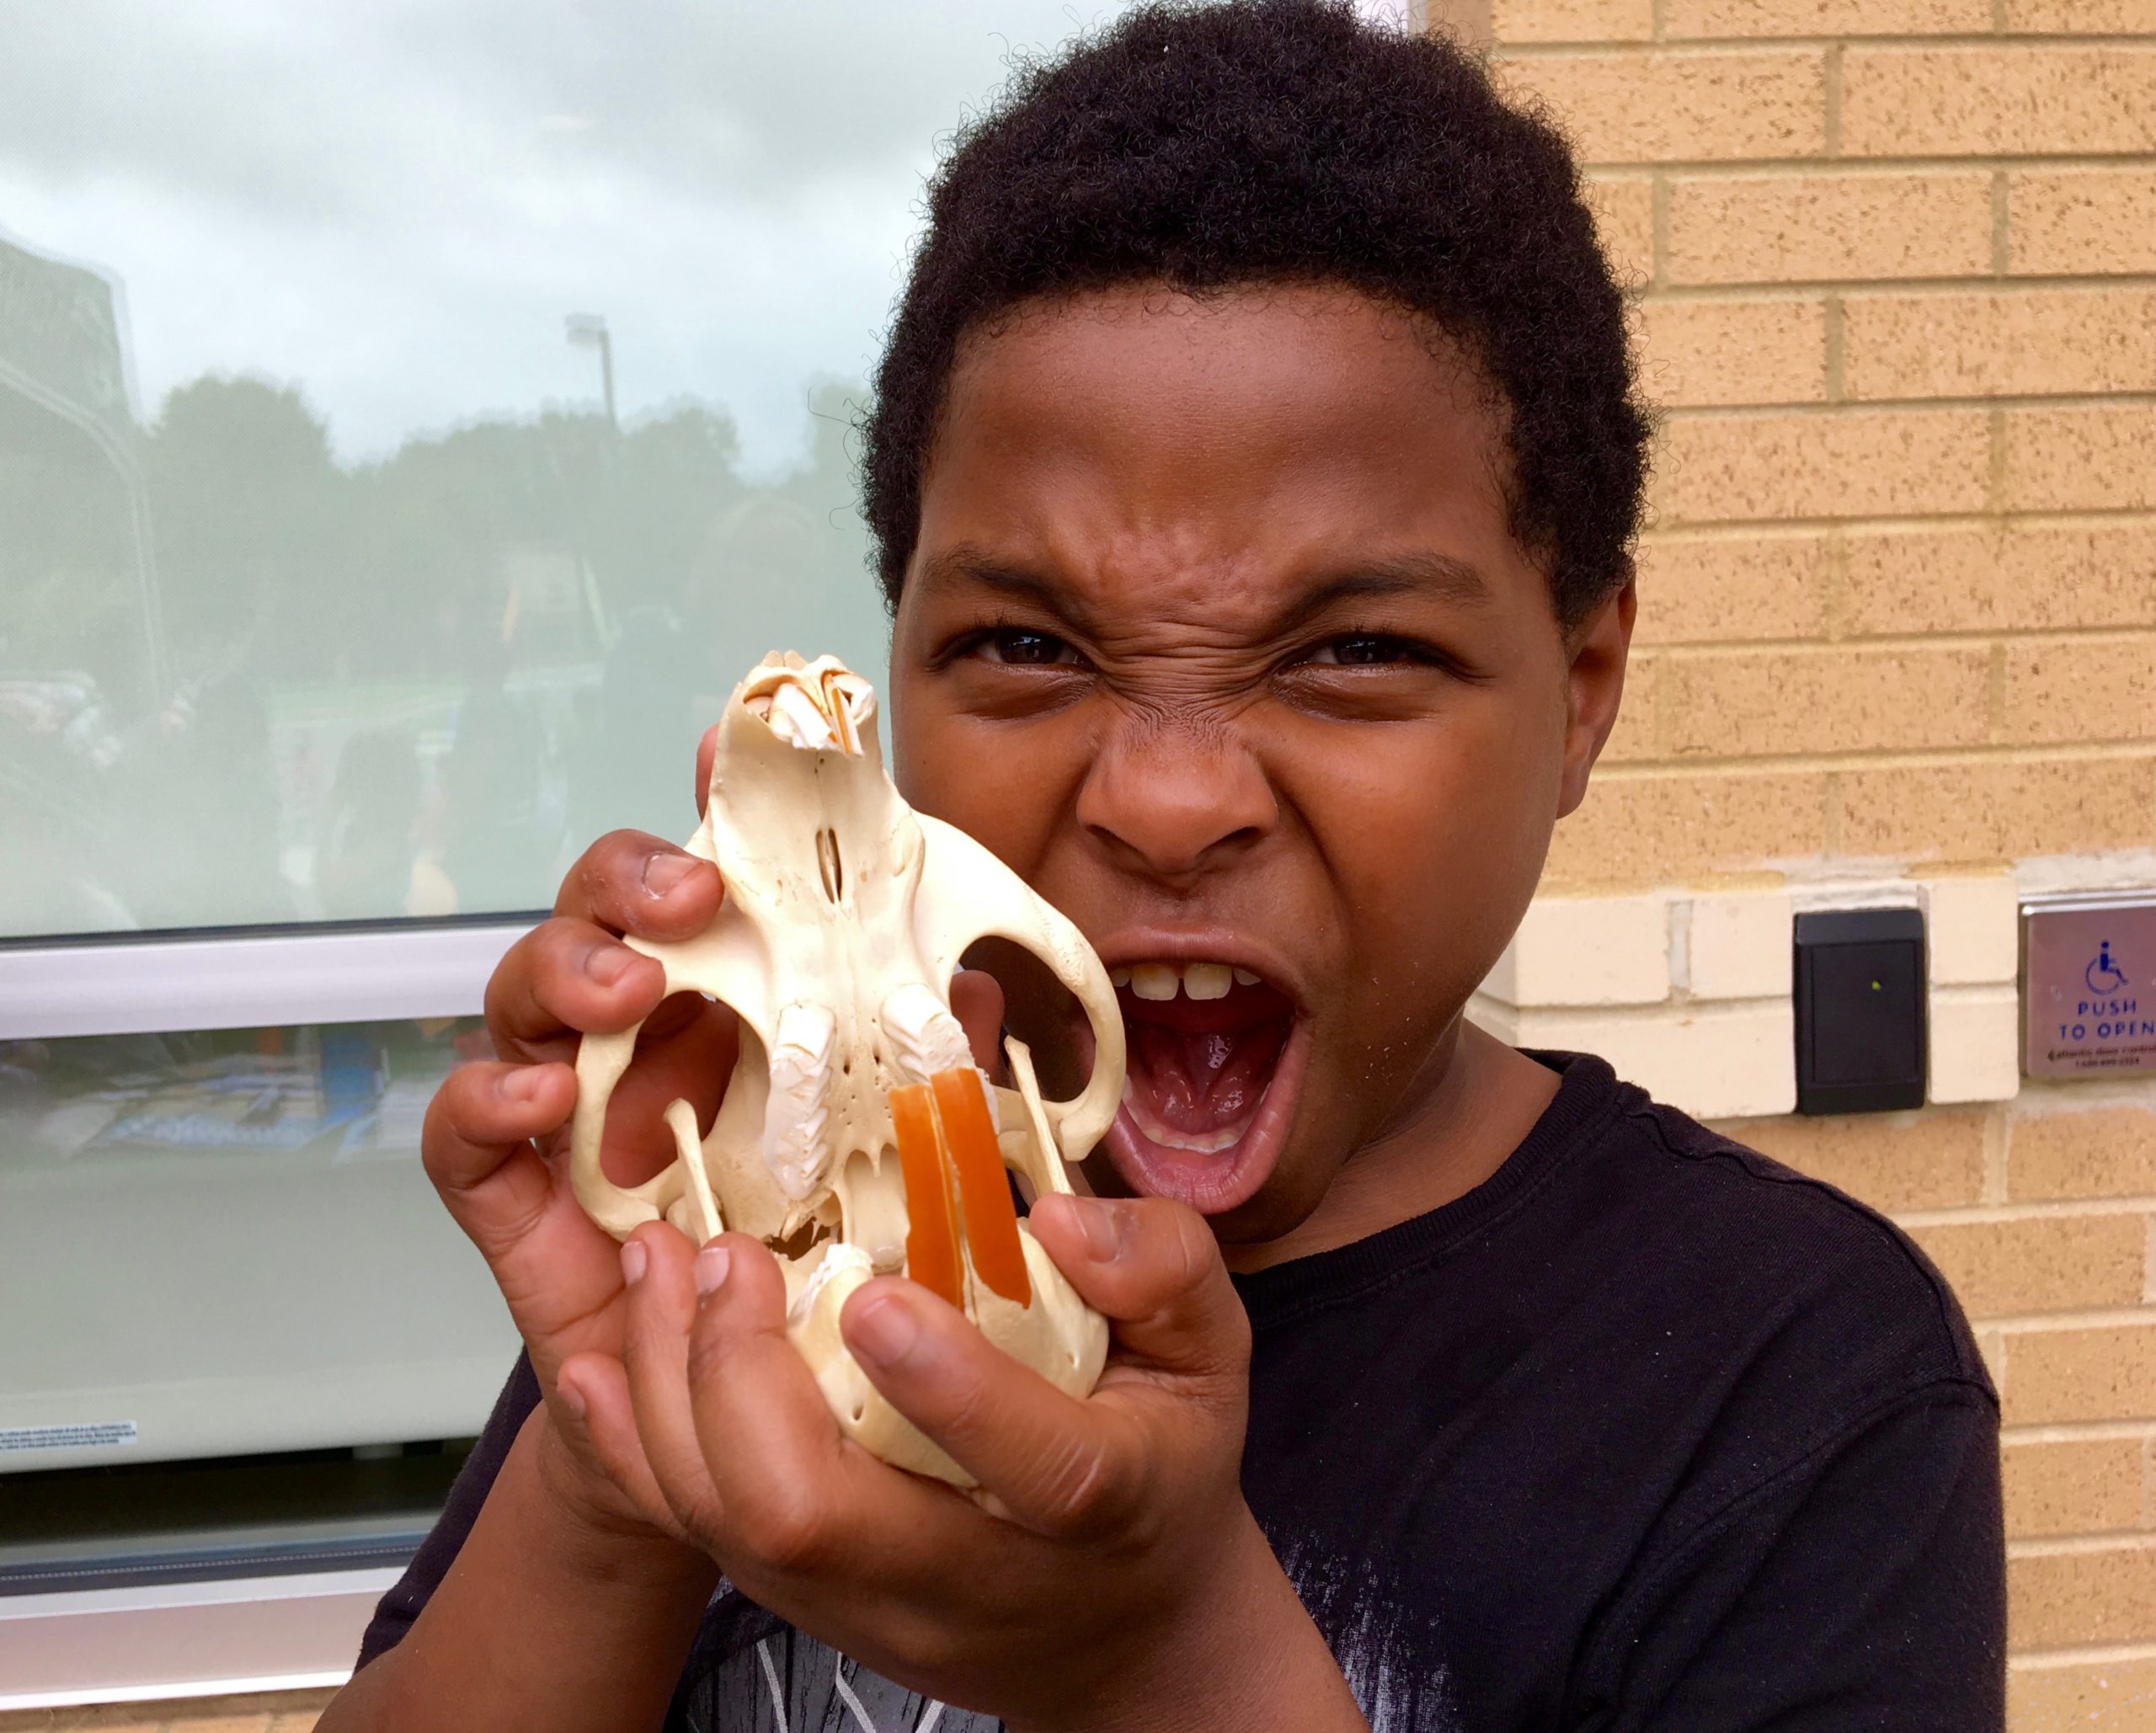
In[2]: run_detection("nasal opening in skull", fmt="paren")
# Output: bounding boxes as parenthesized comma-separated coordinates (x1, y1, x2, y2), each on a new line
(596, 991, 736, 1189)
(962, 937, 1096, 1099)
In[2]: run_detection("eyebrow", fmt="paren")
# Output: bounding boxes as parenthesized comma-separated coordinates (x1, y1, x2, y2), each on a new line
(914, 542, 1491, 637)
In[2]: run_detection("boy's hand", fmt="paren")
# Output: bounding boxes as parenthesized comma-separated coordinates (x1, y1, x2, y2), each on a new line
(420, 809, 730, 1540)
(571, 1194, 1367, 1732)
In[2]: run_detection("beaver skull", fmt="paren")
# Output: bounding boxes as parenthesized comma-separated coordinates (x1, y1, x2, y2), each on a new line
(569, 653, 1126, 1484)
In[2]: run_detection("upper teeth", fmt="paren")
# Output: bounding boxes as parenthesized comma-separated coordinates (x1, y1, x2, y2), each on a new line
(1113, 962, 1258, 1001)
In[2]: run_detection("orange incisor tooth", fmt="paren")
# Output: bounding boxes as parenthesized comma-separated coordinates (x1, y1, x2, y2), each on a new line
(890, 1084, 963, 1309)
(931, 1067, 1032, 1308)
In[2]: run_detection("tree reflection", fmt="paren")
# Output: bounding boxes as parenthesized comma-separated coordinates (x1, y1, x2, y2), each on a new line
(1, 368, 887, 936)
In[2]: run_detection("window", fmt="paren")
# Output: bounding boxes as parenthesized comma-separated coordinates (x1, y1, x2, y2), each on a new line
(0, 3, 1129, 1700)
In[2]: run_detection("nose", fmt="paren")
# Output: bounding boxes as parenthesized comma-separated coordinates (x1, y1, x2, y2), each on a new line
(1075, 712, 1278, 880)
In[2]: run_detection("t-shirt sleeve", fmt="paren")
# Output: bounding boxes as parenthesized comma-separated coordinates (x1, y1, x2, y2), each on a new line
(1576, 1380, 2004, 1731)
(354, 1352, 542, 1668)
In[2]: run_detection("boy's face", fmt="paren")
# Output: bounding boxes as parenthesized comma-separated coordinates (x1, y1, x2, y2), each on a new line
(889, 283, 1629, 1251)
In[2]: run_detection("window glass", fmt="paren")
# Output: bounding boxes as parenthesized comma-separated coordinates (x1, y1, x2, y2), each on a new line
(0, 1014, 509, 1470)
(0, 1, 1129, 938)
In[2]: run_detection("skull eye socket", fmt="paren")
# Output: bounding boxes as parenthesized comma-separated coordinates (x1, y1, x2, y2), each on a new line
(963, 937, 1097, 1101)
(596, 990, 735, 1189)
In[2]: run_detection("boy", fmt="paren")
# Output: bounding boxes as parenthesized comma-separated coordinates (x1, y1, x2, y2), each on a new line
(325, 4, 2004, 1727)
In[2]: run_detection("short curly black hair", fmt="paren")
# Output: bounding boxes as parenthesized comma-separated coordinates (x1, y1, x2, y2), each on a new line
(860, 0, 1649, 628)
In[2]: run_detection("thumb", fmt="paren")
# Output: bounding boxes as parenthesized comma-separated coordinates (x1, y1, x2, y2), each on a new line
(1028, 1193, 1250, 1389)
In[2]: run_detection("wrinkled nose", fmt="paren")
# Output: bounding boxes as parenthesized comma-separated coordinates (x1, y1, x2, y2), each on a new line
(1075, 714, 1278, 880)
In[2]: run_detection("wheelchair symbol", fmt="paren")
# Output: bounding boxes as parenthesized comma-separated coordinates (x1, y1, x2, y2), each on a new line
(2086, 940, 2129, 995)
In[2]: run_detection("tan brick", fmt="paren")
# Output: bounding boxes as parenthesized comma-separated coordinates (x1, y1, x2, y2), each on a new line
(2009, 1656, 2156, 1733)
(1842, 520, 2156, 637)
(1718, 1106, 1989, 1212)
(1844, 45, 2156, 158)
(1844, 288, 2156, 402)
(1490, 890, 1673, 1005)
(1636, 297, 1828, 408)
(1838, 755, 2155, 861)
(1585, 173, 1656, 282)
(2001, 637, 2156, 747)
(1667, 0, 1990, 31)
(1908, 1213, 2148, 1317)
(2003, 1436, 2148, 1538)
(2004, 1323, 2156, 1425)
(2011, 168, 2156, 277)
(1492, 0, 1653, 40)
(1667, 171, 1993, 285)
(2006, 404, 2156, 514)
(1545, 768, 1828, 882)
(1494, 50, 1825, 163)
(2009, 1540, 2156, 1648)
(1503, 1000, 1797, 1118)
(0, 1719, 165, 1733)
(1603, 654, 1661, 761)
(2012, 1105, 2156, 1202)
(1633, 531, 1831, 644)
(2006, 0, 2156, 28)
(1665, 644, 1990, 757)
(1654, 408, 1991, 524)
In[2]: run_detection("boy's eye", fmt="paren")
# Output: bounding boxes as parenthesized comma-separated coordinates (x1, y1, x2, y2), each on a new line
(969, 628, 1083, 667)
(1302, 633, 1433, 667)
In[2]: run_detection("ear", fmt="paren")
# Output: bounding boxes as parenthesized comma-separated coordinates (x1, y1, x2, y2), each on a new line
(1557, 569, 1636, 819)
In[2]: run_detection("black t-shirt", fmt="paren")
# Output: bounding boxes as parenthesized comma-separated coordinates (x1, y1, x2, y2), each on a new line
(360, 1053, 2005, 1730)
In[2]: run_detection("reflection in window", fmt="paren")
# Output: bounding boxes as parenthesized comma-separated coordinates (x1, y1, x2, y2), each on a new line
(0, 3, 1129, 939)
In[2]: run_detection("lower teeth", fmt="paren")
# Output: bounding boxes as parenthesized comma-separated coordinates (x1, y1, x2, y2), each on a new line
(1121, 1078, 1254, 1154)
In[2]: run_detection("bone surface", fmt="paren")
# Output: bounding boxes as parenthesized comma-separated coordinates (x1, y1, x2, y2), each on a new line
(568, 652, 1126, 1485)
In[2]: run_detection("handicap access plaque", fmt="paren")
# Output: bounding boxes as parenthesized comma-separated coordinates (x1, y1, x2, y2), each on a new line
(2022, 892, 2156, 1078)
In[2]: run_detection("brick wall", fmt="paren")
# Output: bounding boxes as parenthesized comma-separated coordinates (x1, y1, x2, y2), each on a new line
(0, 1691, 331, 1733)
(1451, 0, 2156, 1724)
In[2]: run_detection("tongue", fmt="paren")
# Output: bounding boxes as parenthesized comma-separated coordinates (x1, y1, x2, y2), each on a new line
(1125, 1016, 1289, 1135)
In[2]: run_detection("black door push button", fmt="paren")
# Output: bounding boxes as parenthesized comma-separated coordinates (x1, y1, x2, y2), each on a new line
(1794, 908, 1927, 1115)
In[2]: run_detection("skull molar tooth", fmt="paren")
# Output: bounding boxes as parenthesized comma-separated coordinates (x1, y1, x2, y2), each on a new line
(880, 982, 974, 1083)
(762, 1002, 837, 1200)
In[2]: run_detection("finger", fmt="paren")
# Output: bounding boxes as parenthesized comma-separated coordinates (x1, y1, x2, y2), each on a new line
(555, 827, 723, 941)
(1027, 1194, 1250, 1389)
(484, 915, 669, 1062)
(841, 1277, 1136, 1538)
(948, 968, 1008, 1075)
(682, 1234, 869, 1571)
(617, 1223, 728, 1540)
(558, 1349, 690, 1542)
(422, 1062, 627, 1352)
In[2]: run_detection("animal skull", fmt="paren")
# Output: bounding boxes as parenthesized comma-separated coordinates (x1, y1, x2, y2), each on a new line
(569, 653, 1126, 1484)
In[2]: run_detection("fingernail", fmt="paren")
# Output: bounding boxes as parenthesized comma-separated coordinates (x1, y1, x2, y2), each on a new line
(1066, 1195, 1123, 1261)
(621, 1240, 647, 1285)
(557, 1381, 586, 1421)
(643, 852, 698, 897)
(585, 944, 634, 985)
(847, 1293, 921, 1367)
(693, 1243, 731, 1298)
(501, 1066, 546, 1102)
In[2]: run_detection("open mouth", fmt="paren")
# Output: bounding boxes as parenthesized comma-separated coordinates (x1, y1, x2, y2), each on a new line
(1077, 957, 1306, 1216)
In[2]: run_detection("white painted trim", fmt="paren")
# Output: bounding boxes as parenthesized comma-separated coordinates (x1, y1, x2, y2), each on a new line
(0, 1566, 393, 1708)
(0, 920, 535, 1040)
